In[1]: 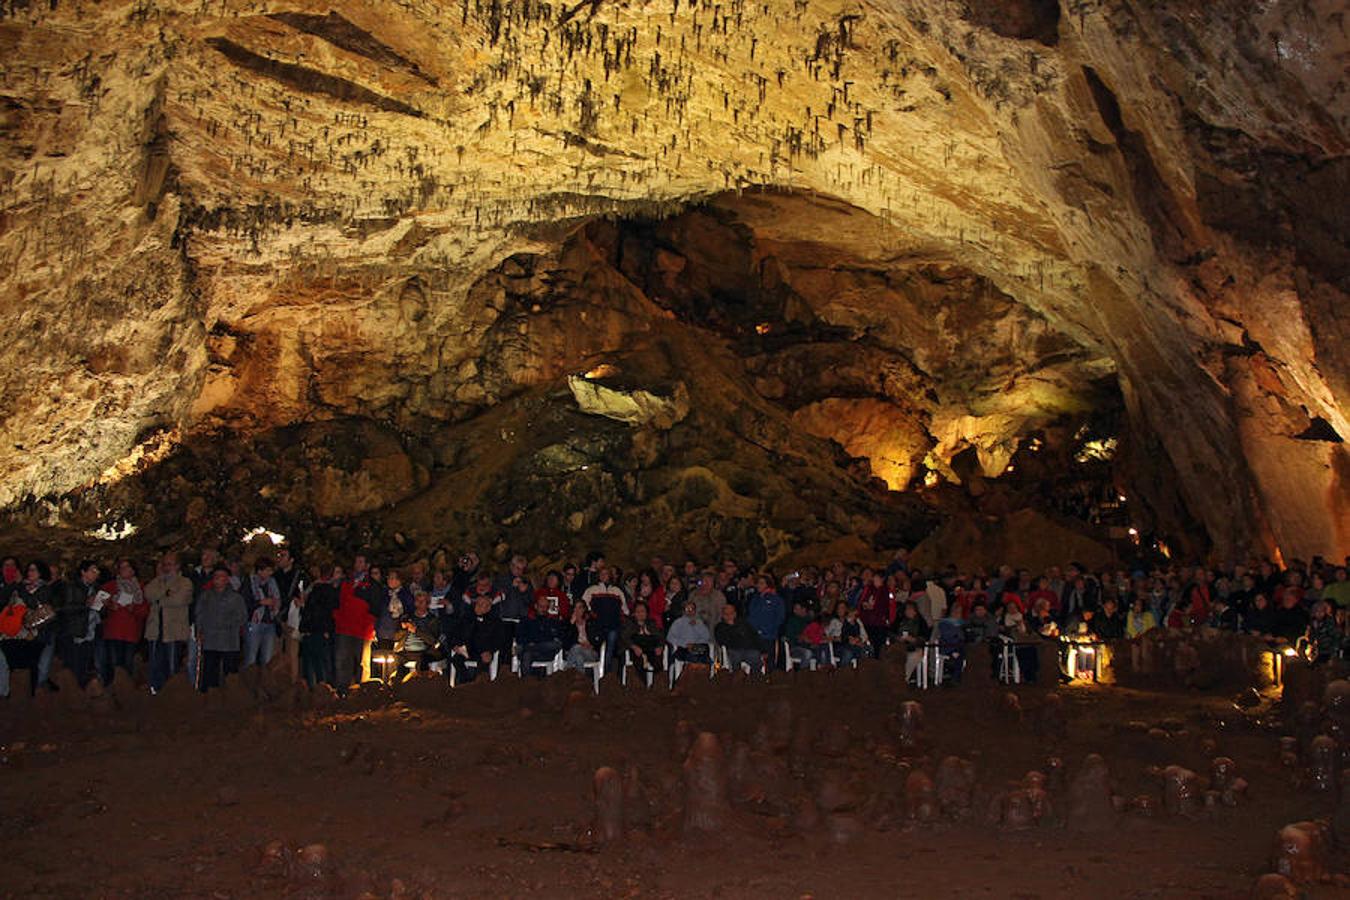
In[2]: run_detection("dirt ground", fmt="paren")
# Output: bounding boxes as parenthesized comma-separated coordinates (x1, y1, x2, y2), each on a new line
(2, 662, 1349, 899)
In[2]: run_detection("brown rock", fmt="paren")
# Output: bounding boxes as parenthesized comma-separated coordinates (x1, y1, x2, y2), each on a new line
(1066, 754, 1116, 831)
(934, 756, 976, 818)
(903, 770, 936, 823)
(896, 700, 925, 751)
(1270, 820, 1330, 884)
(1250, 873, 1298, 899)
(593, 767, 624, 844)
(1162, 765, 1201, 816)
(683, 733, 729, 833)
(292, 843, 331, 882)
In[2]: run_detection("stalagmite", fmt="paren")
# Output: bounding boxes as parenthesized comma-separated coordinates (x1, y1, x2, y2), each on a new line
(683, 732, 729, 833)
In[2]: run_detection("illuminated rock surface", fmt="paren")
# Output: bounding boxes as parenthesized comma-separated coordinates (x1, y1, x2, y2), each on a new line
(0, 0, 1345, 562)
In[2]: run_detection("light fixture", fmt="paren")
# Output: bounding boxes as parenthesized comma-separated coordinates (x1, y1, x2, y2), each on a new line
(755, 323, 772, 335)
(1064, 639, 1103, 681)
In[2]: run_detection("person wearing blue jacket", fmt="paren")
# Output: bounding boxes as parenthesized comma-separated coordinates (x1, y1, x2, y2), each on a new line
(747, 575, 786, 655)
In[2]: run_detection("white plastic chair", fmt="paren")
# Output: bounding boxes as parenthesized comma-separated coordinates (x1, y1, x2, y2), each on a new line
(621, 647, 656, 688)
(581, 642, 606, 694)
(917, 642, 943, 689)
(668, 641, 716, 688)
(720, 645, 756, 676)
(450, 649, 500, 687)
(997, 636, 1022, 684)
(514, 645, 564, 678)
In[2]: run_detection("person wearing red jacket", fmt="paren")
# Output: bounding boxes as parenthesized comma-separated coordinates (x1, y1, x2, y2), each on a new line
(857, 572, 893, 658)
(636, 569, 666, 624)
(333, 555, 379, 689)
(99, 558, 149, 683)
(533, 571, 571, 621)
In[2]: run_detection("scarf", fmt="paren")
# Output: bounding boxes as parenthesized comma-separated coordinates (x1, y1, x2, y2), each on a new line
(117, 577, 144, 605)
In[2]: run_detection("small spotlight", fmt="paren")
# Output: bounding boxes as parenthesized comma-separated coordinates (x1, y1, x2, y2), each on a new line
(755, 322, 772, 335)
(1282, 647, 1298, 658)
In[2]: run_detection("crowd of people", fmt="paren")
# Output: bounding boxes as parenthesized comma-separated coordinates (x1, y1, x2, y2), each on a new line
(1, 543, 1348, 698)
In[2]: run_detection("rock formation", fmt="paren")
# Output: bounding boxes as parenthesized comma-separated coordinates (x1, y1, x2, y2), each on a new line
(0, 0, 1345, 564)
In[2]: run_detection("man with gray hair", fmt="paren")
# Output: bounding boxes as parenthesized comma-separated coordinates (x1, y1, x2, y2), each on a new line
(144, 552, 193, 692)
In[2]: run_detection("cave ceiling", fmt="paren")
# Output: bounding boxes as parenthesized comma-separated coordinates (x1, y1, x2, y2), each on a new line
(0, 0, 1346, 564)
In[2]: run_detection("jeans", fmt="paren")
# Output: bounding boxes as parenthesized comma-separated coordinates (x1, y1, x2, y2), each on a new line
(148, 640, 185, 691)
(0, 648, 8, 696)
(185, 632, 200, 688)
(833, 643, 860, 668)
(300, 633, 334, 688)
(519, 640, 562, 674)
(36, 639, 54, 687)
(241, 623, 277, 668)
(565, 644, 598, 671)
(790, 645, 830, 669)
(602, 629, 620, 674)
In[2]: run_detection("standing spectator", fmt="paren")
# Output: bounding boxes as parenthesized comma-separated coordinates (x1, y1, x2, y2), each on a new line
(55, 560, 101, 686)
(857, 572, 893, 658)
(892, 600, 929, 680)
(99, 559, 149, 683)
(747, 575, 786, 662)
(1306, 601, 1340, 663)
(495, 556, 533, 658)
(273, 546, 304, 682)
(241, 557, 281, 668)
(299, 564, 340, 688)
(0, 561, 56, 694)
(143, 553, 192, 692)
(333, 555, 378, 688)
(581, 564, 627, 673)
(196, 566, 248, 691)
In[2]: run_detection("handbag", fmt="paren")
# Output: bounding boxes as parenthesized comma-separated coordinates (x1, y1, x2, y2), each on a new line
(0, 602, 27, 637)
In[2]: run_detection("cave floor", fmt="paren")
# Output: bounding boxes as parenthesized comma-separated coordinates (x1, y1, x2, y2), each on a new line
(0, 671, 1341, 898)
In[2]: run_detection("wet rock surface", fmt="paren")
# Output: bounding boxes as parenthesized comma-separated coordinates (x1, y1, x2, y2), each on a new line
(0, 0, 1344, 564)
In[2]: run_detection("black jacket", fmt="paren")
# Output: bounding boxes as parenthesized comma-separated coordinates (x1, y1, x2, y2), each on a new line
(300, 582, 338, 635)
(452, 610, 506, 657)
(714, 619, 760, 651)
